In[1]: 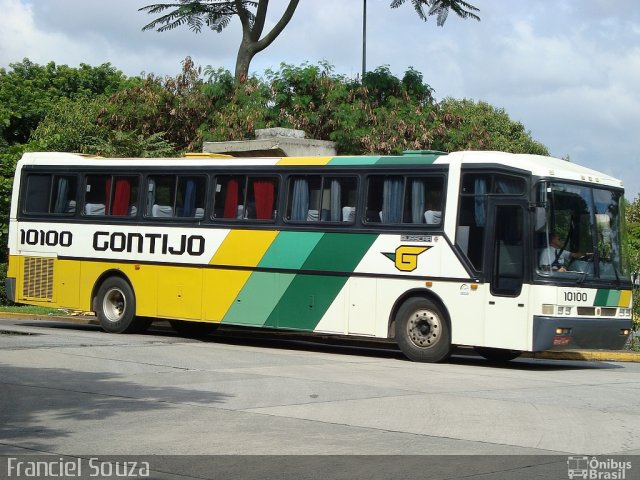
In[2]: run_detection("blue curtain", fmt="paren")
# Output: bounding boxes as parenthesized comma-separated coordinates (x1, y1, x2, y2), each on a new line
(291, 178, 309, 221)
(182, 179, 196, 217)
(382, 178, 403, 223)
(411, 179, 425, 224)
(474, 178, 487, 227)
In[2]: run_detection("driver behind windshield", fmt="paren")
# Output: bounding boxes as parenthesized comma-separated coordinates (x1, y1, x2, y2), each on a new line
(539, 232, 584, 272)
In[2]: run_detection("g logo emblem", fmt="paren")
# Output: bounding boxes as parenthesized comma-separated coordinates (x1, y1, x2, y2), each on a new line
(383, 246, 431, 272)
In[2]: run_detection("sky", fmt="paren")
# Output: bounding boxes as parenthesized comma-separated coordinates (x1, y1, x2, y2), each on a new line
(1, 0, 639, 198)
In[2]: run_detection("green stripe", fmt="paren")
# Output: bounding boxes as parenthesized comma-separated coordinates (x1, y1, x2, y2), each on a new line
(375, 155, 441, 165)
(327, 154, 442, 166)
(594, 289, 620, 307)
(328, 156, 382, 165)
(222, 231, 324, 327)
(267, 233, 378, 330)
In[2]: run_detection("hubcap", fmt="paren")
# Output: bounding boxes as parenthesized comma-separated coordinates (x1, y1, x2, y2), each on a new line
(407, 309, 441, 349)
(103, 287, 126, 323)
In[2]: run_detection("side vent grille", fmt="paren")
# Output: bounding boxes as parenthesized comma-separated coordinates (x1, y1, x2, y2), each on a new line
(23, 257, 54, 301)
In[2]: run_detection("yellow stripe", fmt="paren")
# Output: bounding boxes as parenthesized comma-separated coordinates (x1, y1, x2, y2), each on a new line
(276, 157, 332, 166)
(618, 290, 632, 307)
(204, 229, 278, 321)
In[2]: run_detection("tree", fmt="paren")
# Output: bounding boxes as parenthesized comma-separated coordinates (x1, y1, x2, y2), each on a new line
(140, 0, 479, 82)
(389, 0, 480, 26)
(0, 59, 129, 146)
(140, 0, 300, 82)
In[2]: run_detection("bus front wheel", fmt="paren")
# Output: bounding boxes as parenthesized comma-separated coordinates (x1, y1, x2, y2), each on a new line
(395, 297, 451, 362)
(95, 277, 148, 334)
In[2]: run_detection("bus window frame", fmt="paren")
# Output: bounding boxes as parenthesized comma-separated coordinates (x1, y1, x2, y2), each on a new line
(362, 172, 447, 228)
(20, 171, 80, 217)
(283, 173, 360, 226)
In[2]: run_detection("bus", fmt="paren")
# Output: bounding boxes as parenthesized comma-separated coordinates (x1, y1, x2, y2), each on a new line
(5, 150, 633, 362)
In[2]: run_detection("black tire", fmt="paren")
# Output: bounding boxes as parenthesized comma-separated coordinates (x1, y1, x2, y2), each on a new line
(395, 297, 452, 362)
(475, 347, 521, 363)
(169, 320, 218, 337)
(95, 276, 147, 334)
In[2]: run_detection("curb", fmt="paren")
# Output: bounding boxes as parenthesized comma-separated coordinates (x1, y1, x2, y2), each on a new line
(2, 312, 639, 362)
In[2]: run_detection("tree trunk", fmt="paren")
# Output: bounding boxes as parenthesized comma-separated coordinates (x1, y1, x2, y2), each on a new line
(233, 0, 300, 82)
(234, 40, 256, 83)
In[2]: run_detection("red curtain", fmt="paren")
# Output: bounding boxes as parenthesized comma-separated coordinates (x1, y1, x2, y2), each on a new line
(112, 178, 131, 216)
(253, 179, 275, 220)
(223, 178, 239, 219)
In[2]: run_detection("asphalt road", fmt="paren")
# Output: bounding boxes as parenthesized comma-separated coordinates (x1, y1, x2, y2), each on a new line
(1, 316, 639, 479)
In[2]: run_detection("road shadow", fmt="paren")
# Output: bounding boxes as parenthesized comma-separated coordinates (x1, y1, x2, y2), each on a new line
(15, 319, 626, 372)
(0, 363, 234, 453)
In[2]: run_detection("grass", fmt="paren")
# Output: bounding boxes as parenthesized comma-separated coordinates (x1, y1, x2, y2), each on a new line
(0, 305, 69, 316)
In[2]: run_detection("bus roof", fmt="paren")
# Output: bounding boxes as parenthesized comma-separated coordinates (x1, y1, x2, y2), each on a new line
(17, 150, 623, 189)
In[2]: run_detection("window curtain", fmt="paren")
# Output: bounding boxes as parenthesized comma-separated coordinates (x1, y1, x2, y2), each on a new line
(105, 177, 112, 215)
(474, 178, 487, 227)
(223, 178, 239, 219)
(253, 179, 275, 220)
(411, 179, 425, 224)
(182, 179, 196, 217)
(382, 178, 403, 223)
(53, 177, 69, 214)
(112, 178, 131, 216)
(291, 178, 309, 221)
(147, 178, 156, 215)
(495, 178, 520, 194)
(330, 179, 341, 221)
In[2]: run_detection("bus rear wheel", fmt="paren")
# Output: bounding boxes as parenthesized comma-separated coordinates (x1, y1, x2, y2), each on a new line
(395, 297, 451, 362)
(95, 276, 149, 334)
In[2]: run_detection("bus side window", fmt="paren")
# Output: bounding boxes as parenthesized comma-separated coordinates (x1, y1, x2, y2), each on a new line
(24, 174, 77, 215)
(403, 176, 443, 225)
(213, 175, 245, 219)
(147, 175, 206, 218)
(85, 175, 138, 217)
(287, 176, 357, 223)
(247, 176, 278, 220)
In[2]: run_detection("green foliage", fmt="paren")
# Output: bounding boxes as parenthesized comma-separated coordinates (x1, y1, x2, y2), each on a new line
(434, 98, 549, 155)
(625, 197, 640, 338)
(98, 57, 207, 152)
(0, 59, 129, 146)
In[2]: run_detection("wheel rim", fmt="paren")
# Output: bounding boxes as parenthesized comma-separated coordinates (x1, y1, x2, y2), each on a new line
(407, 309, 441, 349)
(102, 287, 126, 323)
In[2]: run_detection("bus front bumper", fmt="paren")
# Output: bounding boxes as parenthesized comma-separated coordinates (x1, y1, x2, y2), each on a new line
(532, 315, 632, 351)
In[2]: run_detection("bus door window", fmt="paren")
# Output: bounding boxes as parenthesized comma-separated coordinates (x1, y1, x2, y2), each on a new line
(491, 205, 525, 296)
(457, 173, 525, 272)
(24, 174, 77, 215)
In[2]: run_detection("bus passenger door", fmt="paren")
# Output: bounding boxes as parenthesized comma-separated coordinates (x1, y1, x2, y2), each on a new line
(483, 200, 530, 350)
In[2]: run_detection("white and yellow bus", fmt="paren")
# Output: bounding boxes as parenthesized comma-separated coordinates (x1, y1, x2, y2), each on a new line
(5, 150, 633, 362)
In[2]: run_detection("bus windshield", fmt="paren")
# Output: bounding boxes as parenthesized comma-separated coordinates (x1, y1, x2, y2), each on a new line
(535, 182, 628, 282)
